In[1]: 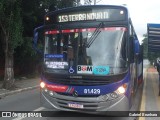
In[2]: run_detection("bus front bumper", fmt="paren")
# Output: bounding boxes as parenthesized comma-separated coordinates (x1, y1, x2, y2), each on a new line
(40, 90, 130, 114)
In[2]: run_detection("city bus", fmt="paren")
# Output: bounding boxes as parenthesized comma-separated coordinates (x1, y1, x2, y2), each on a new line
(33, 5, 143, 114)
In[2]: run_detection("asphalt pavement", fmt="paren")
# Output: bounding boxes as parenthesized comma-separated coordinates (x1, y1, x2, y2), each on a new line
(0, 77, 40, 98)
(0, 60, 159, 120)
(139, 67, 160, 120)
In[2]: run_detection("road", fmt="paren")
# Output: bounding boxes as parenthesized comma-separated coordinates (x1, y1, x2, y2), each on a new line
(139, 60, 160, 120)
(0, 88, 136, 120)
(0, 59, 159, 120)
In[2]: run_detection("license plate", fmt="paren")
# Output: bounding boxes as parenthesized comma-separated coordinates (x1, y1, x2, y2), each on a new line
(68, 103, 84, 109)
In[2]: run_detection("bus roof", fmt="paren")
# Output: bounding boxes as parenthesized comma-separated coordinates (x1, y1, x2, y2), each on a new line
(46, 5, 128, 17)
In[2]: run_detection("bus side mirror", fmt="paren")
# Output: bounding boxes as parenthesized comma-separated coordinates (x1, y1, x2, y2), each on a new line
(134, 40, 140, 55)
(33, 26, 44, 54)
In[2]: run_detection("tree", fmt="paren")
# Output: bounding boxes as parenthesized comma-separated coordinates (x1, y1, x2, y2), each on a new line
(142, 34, 160, 64)
(22, 0, 77, 37)
(0, 0, 77, 89)
(0, 0, 23, 89)
(141, 34, 148, 59)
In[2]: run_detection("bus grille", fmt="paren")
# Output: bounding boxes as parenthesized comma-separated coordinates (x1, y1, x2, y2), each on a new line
(44, 71, 127, 86)
(46, 78, 111, 86)
(44, 92, 110, 111)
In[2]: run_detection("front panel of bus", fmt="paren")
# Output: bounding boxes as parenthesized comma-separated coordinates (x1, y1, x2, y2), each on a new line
(39, 5, 138, 113)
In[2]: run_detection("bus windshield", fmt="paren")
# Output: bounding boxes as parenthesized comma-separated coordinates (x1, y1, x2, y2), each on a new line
(44, 27, 127, 75)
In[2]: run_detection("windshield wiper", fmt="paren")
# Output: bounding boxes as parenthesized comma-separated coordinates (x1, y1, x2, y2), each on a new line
(85, 22, 103, 48)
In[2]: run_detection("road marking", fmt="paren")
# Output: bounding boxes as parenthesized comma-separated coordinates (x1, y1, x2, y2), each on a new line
(151, 73, 160, 111)
(12, 107, 45, 120)
(33, 107, 45, 111)
(138, 71, 147, 120)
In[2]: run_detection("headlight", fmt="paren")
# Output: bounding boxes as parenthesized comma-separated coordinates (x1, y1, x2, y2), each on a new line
(116, 83, 128, 94)
(40, 81, 46, 88)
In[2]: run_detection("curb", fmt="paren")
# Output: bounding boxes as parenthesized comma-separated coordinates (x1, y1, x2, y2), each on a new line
(0, 85, 39, 98)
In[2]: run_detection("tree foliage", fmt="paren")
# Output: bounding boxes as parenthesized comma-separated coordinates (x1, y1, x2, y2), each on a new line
(0, 0, 23, 51)
(14, 0, 77, 75)
(0, 0, 77, 88)
(0, 0, 23, 89)
(20, 0, 77, 66)
(142, 34, 160, 64)
(142, 34, 148, 59)
(22, 0, 76, 37)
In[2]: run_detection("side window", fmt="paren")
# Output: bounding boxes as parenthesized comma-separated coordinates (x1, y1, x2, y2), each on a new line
(129, 24, 135, 62)
(121, 32, 127, 61)
(130, 24, 133, 37)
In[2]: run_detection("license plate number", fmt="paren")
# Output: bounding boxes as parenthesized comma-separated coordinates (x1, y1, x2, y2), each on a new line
(68, 103, 83, 109)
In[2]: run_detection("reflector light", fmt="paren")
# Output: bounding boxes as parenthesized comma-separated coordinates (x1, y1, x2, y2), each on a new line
(99, 95, 109, 101)
(110, 92, 118, 98)
(40, 82, 46, 88)
(44, 88, 48, 92)
(49, 91, 54, 96)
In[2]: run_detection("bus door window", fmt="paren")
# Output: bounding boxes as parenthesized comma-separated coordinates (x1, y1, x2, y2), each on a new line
(62, 35, 69, 61)
(78, 33, 87, 65)
(77, 31, 92, 65)
(120, 32, 127, 67)
(44, 34, 56, 56)
(56, 34, 61, 54)
(67, 33, 75, 67)
(83, 32, 92, 65)
(68, 34, 74, 60)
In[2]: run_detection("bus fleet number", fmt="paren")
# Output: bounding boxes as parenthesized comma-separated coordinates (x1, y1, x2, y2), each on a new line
(84, 89, 100, 94)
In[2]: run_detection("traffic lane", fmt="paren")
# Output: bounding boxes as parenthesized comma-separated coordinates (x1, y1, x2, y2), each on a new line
(14, 111, 133, 120)
(0, 90, 138, 120)
(139, 70, 160, 120)
(0, 112, 137, 119)
(0, 88, 41, 111)
(38, 88, 141, 120)
(1, 110, 136, 120)
(150, 72, 160, 109)
(44, 117, 132, 120)
(0, 84, 142, 120)
(0, 88, 128, 120)
(13, 117, 133, 120)
(146, 73, 159, 111)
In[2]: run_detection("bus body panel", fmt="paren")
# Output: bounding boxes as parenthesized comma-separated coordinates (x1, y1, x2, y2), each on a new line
(40, 88, 129, 112)
(34, 5, 143, 114)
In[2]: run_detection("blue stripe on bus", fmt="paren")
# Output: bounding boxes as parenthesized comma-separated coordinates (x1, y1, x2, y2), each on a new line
(42, 72, 130, 96)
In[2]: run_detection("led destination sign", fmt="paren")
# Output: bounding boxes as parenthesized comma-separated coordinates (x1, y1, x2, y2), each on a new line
(56, 8, 126, 23)
(58, 12, 109, 22)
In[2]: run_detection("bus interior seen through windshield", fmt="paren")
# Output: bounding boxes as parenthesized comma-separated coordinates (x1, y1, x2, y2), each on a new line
(44, 26, 127, 75)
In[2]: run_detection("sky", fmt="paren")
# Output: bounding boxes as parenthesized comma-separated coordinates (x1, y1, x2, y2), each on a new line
(87, 0, 160, 43)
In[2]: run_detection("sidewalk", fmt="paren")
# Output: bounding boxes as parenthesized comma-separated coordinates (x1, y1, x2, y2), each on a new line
(0, 77, 40, 98)
(147, 66, 157, 72)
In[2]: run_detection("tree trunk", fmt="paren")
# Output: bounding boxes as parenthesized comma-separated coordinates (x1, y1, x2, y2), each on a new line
(2, 36, 15, 90)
